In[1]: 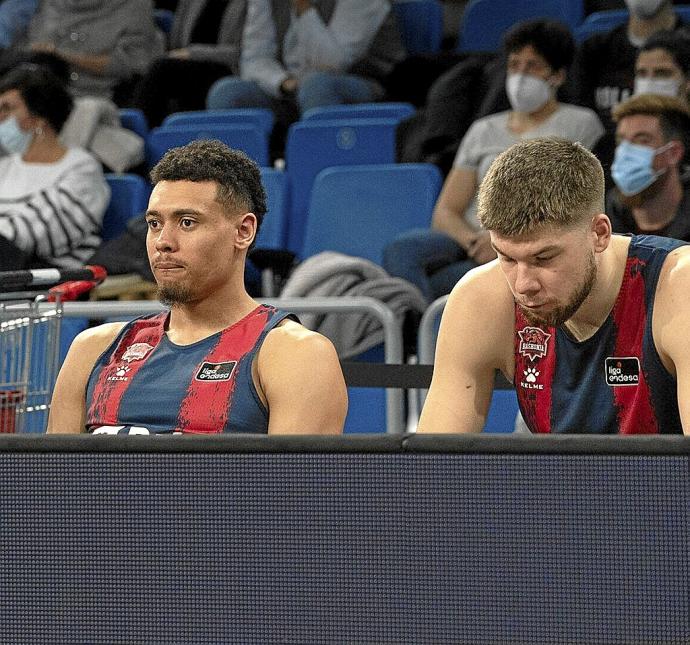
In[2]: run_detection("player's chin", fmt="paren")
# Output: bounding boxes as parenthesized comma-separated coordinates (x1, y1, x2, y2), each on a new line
(519, 304, 556, 327)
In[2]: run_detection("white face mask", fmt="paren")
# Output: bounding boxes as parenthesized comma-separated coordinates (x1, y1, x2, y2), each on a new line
(506, 73, 553, 114)
(625, 0, 666, 19)
(0, 115, 32, 156)
(634, 76, 681, 97)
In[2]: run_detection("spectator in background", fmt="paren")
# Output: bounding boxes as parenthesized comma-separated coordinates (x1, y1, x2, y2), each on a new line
(134, 0, 247, 128)
(609, 93, 690, 239)
(205, 0, 405, 154)
(0, 0, 38, 50)
(568, 0, 689, 175)
(634, 29, 690, 104)
(11, 0, 164, 104)
(0, 65, 109, 270)
(384, 20, 604, 303)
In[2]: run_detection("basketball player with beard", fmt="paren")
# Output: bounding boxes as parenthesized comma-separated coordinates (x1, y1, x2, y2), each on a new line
(608, 93, 690, 241)
(417, 137, 690, 435)
(48, 139, 347, 435)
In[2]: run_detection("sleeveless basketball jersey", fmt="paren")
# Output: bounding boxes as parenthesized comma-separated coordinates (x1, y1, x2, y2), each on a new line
(86, 305, 294, 435)
(514, 235, 685, 434)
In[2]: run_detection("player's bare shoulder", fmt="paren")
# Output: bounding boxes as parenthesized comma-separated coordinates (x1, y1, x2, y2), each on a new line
(655, 244, 690, 312)
(445, 260, 515, 327)
(70, 322, 127, 363)
(260, 318, 338, 362)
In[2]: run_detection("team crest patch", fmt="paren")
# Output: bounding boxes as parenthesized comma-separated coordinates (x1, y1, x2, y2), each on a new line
(122, 342, 154, 363)
(517, 327, 552, 361)
(605, 357, 640, 386)
(195, 361, 237, 382)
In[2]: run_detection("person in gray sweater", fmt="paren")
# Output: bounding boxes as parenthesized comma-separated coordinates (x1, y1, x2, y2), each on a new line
(19, 0, 163, 101)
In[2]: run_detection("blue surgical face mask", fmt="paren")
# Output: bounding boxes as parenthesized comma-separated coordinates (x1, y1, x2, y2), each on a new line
(0, 115, 33, 156)
(611, 139, 672, 196)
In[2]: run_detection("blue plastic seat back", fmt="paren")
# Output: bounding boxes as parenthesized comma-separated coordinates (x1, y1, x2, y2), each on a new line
(102, 173, 151, 242)
(146, 124, 270, 169)
(154, 8, 174, 34)
(118, 108, 149, 140)
(575, 6, 690, 42)
(391, 0, 444, 54)
(162, 108, 274, 136)
(302, 163, 442, 264)
(284, 118, 399, 256)
(301, 102, 415, 123)
(344, 345, 387, 434)
(256, 168, 289, 250)
(456, 0, 584, 52)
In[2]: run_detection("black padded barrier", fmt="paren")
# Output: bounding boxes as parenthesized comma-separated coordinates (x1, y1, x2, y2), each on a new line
(0, 434, 688, 644)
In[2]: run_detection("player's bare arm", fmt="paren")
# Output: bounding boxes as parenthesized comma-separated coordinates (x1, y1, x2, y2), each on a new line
(417, 262, 515, 433)
(651, 245, 690, 435)
(255, 320, 347, 435)
(47, 322, 126, 434)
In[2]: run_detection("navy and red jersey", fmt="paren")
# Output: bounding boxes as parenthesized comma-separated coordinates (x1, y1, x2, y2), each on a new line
(85, 305, 294, 435)
(514, 235, 685, 434)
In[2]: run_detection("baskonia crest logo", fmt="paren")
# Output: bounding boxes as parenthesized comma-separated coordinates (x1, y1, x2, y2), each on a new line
(122, 343, 154, 363)
(517, 326, 551, 361)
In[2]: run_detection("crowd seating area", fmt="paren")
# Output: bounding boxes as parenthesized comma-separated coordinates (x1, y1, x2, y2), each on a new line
(8, 0, 682, 435)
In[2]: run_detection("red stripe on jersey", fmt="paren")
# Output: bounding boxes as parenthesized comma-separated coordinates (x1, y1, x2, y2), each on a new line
(174, 306, 272, 433)
(610, 257, 658, 434)
(514, 308, 556, 433)
(87, 313, 168, 425)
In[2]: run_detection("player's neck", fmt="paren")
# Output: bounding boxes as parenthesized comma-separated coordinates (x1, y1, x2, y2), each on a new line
(562, 236, 630, 342)
(166, 285, 259, 345)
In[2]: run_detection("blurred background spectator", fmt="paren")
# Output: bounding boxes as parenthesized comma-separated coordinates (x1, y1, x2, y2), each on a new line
(134, 0, 246, 128)
(205, 0, 405, 156)
(634, 29, 690, 104)
(5, 0, 163, 104)
(608, 93, 690, 239)
(567, 0, 690, 178)
(0, 64, 109, 270)
(384, 19, 603, 302)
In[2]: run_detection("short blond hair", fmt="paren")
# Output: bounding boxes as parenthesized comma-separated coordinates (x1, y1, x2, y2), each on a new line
(477, 138, 605, 236)
(612, 93, 690, 145)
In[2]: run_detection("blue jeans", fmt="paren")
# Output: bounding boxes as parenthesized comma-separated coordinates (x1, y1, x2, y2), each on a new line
(206, 72, 382, 113)
(383, 229, 478, 302)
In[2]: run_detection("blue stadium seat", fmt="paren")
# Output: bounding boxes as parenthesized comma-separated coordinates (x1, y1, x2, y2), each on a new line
(392, 0, 444, 54)
(103, 174, 151, 242)
(256, 168, 289, 251)
(118, 108, 149, 140)
(146, 123, 270, 168)
(456, 0, 584, 52)
(301, 102, 415, 123)
(575, 6, 690, 42)
(154, 8, 174, 34)
(162, 108, 274, 136)
(300, 163, 441, 435)
(284, 118, 398, 256)
(301, 163, 442, 264)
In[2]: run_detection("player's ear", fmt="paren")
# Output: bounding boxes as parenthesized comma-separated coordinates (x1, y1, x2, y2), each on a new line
(590, 213, 612, 253)
(235, 212, 256, 250)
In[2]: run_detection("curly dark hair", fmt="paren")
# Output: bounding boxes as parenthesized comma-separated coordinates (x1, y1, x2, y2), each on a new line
(0, 63, 73, 132)
(503, 19, 575, 73)
(150, 139, 267, 244)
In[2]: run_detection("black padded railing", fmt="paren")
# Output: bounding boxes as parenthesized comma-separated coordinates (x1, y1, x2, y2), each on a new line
(0, 434, 687, 644)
